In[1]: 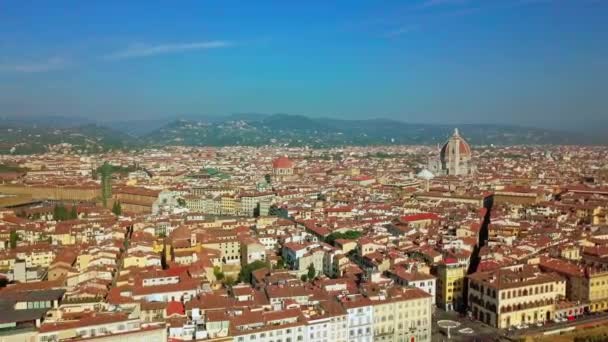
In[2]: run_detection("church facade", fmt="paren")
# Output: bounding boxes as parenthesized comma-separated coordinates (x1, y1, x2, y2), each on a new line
(428, 128, 475, 176)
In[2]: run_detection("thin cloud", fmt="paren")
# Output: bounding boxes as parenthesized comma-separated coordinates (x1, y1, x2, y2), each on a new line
(0, 57, 67, 73)
(384, 25, 418, 38)
(104, 41, 233, 60)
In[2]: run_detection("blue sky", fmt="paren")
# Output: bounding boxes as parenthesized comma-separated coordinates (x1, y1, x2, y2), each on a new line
(0, 0, 606, 130)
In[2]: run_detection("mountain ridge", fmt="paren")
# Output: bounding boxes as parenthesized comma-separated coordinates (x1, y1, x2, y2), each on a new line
(0, 114, 603, 154)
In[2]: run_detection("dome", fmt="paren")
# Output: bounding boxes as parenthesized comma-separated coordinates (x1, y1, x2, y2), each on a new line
(440, 128, 471, 160)
(272, 156, 294, 169)
(417, 169, 435, 180)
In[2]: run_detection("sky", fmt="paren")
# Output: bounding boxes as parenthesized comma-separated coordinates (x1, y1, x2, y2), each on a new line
(0, 0, 607, 131)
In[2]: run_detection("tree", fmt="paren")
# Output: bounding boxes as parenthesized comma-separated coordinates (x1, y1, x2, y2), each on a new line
(307, 263, 316, 281)
(239, 260, 269, 284)
(300, 274, 308, 282)
(276, 258, 285, 269)
(213, 266, 224, 281)
(9, 230, 18, 249)
(223, 276, 236, 287)
(177, 198, 186, 207)
(264, 174, 272, 184)
(112, 201, 122, 216)
(53, 204, 69, 221)
(269, 205, 289, 220)
(324, 230, 362, 245)
(69, 206, 78, 220)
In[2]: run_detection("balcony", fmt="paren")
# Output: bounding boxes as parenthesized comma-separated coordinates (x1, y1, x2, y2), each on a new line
(500, 299, 555, 313)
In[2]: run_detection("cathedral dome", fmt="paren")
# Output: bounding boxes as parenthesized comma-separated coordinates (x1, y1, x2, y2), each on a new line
(272, 156, 294, 169)
(440, 128, 471, 161)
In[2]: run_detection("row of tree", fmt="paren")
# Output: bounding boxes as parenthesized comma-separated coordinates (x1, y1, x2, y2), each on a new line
(53, 204, 78, 221)
(324, 230, 362, 245)
(52, 201, 121, 221)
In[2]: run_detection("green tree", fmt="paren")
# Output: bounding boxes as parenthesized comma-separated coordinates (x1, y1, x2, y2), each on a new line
(53, 204, 69, 221)
(269, 205, 289, 220)
(239, 260, 269, 284)
(69, 206, 78, 219)
(324, 230, 362, 245)
(9, 230, 18, 249)
(177, 198, 186, 207)
(264, 174, 272, 184)
(276, 258, 285, 269)
(300, 274, 308, 282)
(99, 162, 114, 208)
(224, 276, 236, 287)
(213, 266, 224, 281)
(112, 201, 122, 216)
(307, 263, 316, 281)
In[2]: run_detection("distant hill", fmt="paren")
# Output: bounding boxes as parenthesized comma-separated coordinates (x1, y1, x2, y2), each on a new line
(141, 114, 595, 147)
(0, 120, 138, 154)
(0, 114, 602, 154)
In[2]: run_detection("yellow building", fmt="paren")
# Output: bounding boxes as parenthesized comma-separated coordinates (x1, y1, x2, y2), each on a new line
(123, 253, 148, 269)
(587, 270, 608, 312)
(16, 247, 55, 268)
(593, 206, 607, 225)
(76, 253, 92, 271)
(370, 287, 433, 342)
(52, 231, 75, 245)
(559, 245, 581, 261)
(540, 257, 608, 313)
(436, 259, 466, 311)
(198, 230, 242, 264)
(468, 264, 566, 329)
(220, 196, 237, 216)
(0, 184, 100, 202)
(76, 250, 117, 271)
(0, 254, 15, 271)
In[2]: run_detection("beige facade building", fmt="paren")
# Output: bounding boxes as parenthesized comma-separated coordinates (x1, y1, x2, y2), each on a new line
(468, 264, 566, 329)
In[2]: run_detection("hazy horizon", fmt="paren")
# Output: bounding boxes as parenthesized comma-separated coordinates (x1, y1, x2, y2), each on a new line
(1, 1, 607, 132)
